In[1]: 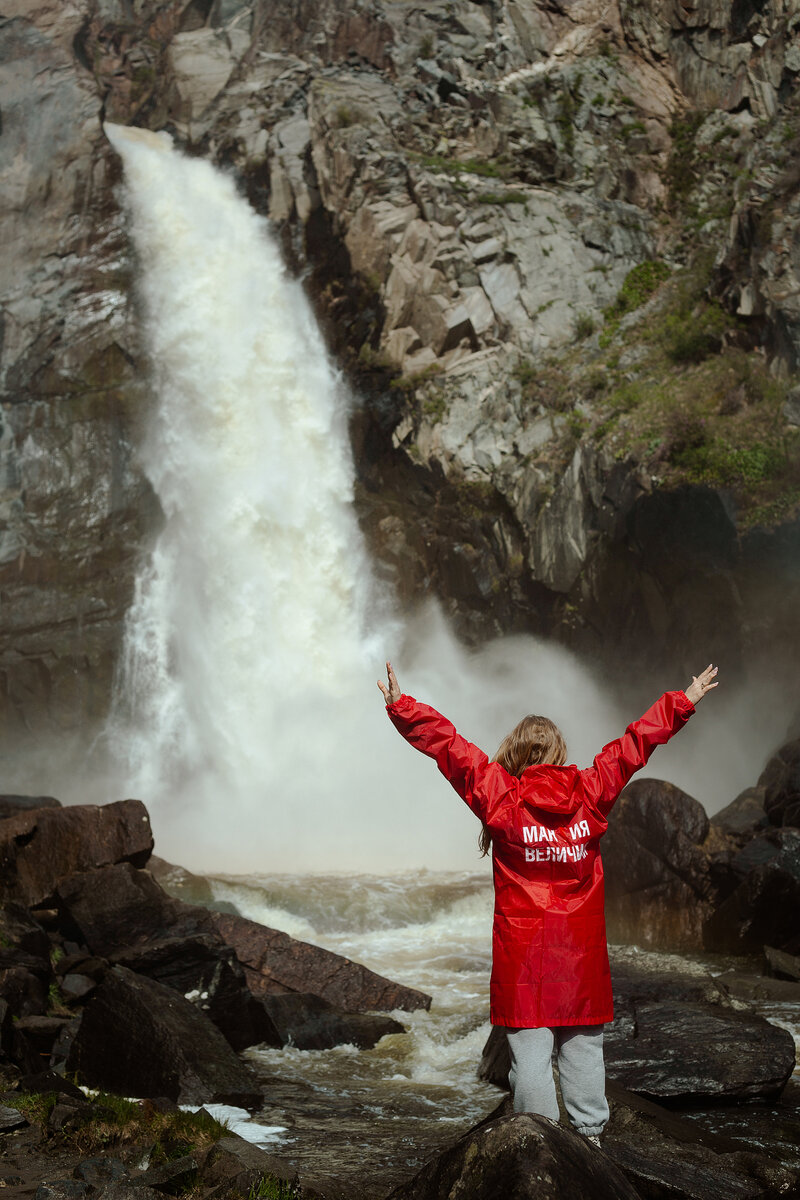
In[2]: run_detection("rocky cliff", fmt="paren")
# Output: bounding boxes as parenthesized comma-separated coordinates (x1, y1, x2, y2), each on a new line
(2, 0, 799, 742)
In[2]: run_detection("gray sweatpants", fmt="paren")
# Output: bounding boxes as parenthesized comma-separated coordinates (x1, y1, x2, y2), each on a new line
(506, 1025, 609, 1137)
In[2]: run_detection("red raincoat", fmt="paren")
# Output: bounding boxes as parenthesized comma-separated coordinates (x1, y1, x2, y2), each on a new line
(387, 690, 695, 1029)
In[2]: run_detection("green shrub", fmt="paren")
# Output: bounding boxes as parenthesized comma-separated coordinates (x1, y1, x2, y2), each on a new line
(573, 312, 595, 341)
(662, 303, 729, 364)
(604, 260, 671, 322)
(248, 1175, 301, 1200)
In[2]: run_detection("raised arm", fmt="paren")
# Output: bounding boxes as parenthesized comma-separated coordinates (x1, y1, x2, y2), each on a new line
(379, 663, 511, 823)
(580, 666, 718, 818)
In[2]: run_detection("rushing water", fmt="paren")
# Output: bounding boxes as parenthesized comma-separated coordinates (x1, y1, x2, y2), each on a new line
(161, 867, 800, 1195)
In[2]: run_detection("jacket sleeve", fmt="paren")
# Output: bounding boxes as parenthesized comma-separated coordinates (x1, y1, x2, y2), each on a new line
(580, 690, 695, 819)
(385, 694, 512, 824)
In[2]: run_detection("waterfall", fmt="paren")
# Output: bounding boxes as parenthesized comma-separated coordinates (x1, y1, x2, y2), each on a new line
(103, 125, 780, 873)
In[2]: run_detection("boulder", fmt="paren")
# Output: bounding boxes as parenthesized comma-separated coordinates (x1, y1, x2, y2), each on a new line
(72, 1159, 127, 1187)
(385, 1113, 642, 1200)
(65, 965, 262, 1107)
(603, 1001, 795, 1103)
(764, 945, 800, 981)
(703, 829, 800, 954)
(0, 902, 50, 958)
(11, 1015, 73, 1075)
(200, 1134, 316, 1199)
(209, 910, 431, 1014)
(111, 933, 282, 1052)
(0, 948, 51, 1018)
(0, 796, 60, 818)
(55, 863, 207, 957)
(260, 992, 403, 1051)
(710, 787, 769, 838)
(0, 802, 153, 908)
(602, 779, 713, 951)
(759, 738, 800, 827)
(603, 1080, 799, 1199)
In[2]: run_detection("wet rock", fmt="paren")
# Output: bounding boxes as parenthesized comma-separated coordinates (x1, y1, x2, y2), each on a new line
(603, 1001, 795, 1103)
(261, 992, 403, 1051)
(0, 1103, 27, 1131)
(764, 945, 800, 981)
(0, 902, 50, 958)
(603, 779, 713, 951)
(201, 1135, 304, 1199)
(703, 829, 800, 954)
(138, 1154, 199, 1192)
(710, 787, 769, 838)
(0, 796, 61, 818)
(12, 1015, 73, 1075)
(0, 948, 51, 1018)
(59, 973, 95, 1002)
(34, 1183, 90, 1200)
(209, 910, 431, 1014)
(759, 738, 800, 827)
(95, 1187, 162, 1200)
(73, 1159, 127, 1186)
(18, 1070, 87, 1101)
(65, 965, 262, 1107)
(112, 933, 281, 1053)
(603, 1080, 799, 1199)
(55, 862, 202, 956)
(0, 802, 154, 908)
(386, 1112, 642, 1200)
(48, 1099, 93, 1133)
(715, 968, 800, 1003)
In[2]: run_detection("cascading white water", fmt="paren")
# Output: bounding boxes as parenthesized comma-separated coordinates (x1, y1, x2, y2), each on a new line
(103, 125, 787, 874)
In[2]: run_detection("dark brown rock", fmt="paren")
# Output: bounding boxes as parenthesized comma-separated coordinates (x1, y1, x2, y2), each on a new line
(34, 1182, 90, 1200)
(764, 945, 800, 981)
(603, 1001, 796, 1103)
(603, 1080, 799, 1199)
(111, 933, 282, 1053)
(603, 779, 713, 951)
(201, 1135, 308, 1199)
(759, 738, 800, 827)
(0, 1104, 27, 1131)
(0, 796, 61, 819)
(703, 829, 800, 954)
(0, 802, 154, 908)
(12, 1015, 73, 1075)
(55, 862, 203, 956)
(0, 902, 50, 959)
(261, 992, 403, 1050)
(72, 1159, 127, 1187)
(209, 910, 432, 1014)
(386, 1113, 642, 1200)
(0, 948, 51, 1018)
(18, 1071, 86, 1101)
(60, 973, 95, 1002)
(65, 964, 262, 1106)
(138, 1154, 199, 1191)
(710, 787, 769, 838)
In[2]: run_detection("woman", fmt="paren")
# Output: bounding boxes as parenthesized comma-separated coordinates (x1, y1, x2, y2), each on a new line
(378, 660, 718, 1143)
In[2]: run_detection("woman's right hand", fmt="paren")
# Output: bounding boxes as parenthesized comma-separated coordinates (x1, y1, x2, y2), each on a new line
(685, 664, 719, 705)
(377, 660, 402, 705)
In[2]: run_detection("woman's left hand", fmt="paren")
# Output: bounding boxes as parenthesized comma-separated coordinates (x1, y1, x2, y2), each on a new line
(685, 664, 719, 705)
(377, 661, 402, 705)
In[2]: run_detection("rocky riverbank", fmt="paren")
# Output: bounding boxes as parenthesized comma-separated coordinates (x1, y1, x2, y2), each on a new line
(0, 747, 797, 1198)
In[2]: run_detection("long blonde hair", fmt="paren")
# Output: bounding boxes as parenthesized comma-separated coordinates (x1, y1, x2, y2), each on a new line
(479, 715, 567, 856)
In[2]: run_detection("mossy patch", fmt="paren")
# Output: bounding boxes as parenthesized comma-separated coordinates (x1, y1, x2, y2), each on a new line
(13, 1090, 228, 1163)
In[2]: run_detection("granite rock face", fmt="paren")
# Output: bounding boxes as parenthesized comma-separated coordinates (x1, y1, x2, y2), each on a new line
(3, 0, 800, 743)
